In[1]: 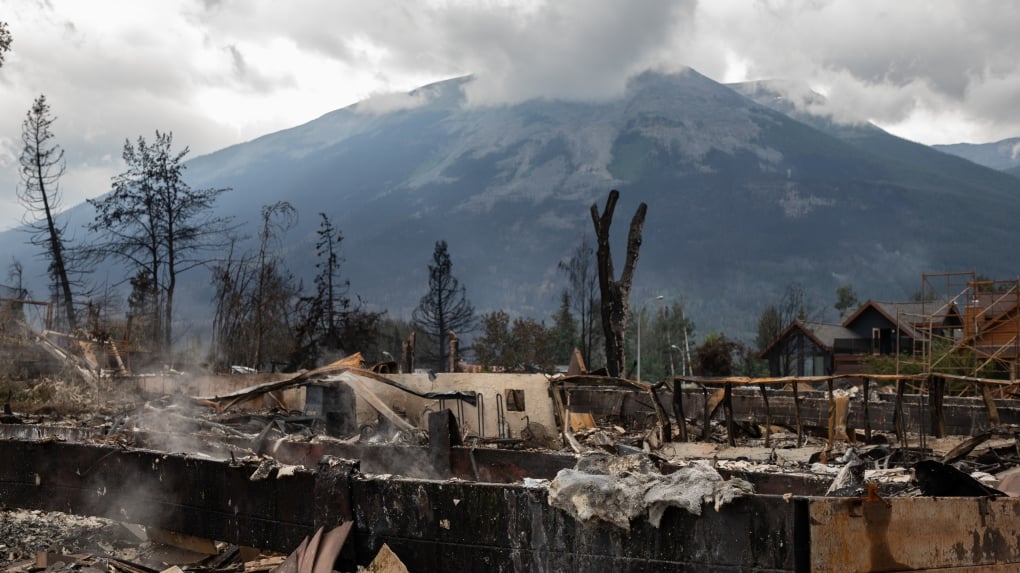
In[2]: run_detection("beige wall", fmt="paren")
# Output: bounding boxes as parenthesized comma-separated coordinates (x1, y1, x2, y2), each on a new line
(352, 373, 557, 440)
(133, 371, 558, 438)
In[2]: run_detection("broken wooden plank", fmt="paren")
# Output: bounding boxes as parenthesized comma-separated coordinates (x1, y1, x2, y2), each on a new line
(147, 527, 219, 555)
(366, 543, 409, 573)
(342, 375, 415, 433)
(568, 412, 596, 431)
(243, 556, 286, 573)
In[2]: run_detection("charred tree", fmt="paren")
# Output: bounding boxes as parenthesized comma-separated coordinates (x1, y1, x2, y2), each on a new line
(89, 131, 231, 359)
(590, 190, 647, 378)
(413, 240, 475, 372)
(18, 95, 78, 332)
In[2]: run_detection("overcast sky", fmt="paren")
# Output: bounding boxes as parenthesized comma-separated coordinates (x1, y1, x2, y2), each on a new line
(2, 0, 1019, 230)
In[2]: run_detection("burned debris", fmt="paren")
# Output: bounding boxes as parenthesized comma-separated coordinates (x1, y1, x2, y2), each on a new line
(6, 344, 1020, 572)
(6, 270, 1020, 570)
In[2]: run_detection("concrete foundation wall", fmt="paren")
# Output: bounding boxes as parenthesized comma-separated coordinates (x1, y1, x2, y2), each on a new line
(4, 440, 1020, 571)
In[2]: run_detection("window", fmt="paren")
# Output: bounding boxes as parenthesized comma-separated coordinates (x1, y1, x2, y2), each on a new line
(505, 389, 526, 411)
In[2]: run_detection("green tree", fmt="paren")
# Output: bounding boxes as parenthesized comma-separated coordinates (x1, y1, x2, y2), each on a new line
(558, 235, 599, 366)
(126, 269, 158, 351)
(755, 305, 781, 352)
(695, 333, 738, 376)
(547, 290, 578, 364)
(474, 310, 511, 370)
(413, 240, 475, 372)
(18, 95, 77, 331)
(509, 317, 554, 372)
(646, 302, 695, 380)
(89, 131, 231, 359)
(834, 284, 859, 319)
(370, 317, 434, 369)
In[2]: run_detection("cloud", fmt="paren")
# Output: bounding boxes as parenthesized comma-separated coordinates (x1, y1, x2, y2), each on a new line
(694, 1, 1020, 143)
(422, 0, 697, 106)
(354, 89, 434, 115)
(2, 0, 1020, 235)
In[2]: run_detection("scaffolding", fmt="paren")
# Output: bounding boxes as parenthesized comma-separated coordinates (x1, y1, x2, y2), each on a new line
(918, 271, 1020, 389)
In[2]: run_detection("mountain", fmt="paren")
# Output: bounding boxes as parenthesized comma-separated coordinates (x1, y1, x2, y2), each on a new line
(5, 68, 1020, 343)
(933, 138, 1020, 171)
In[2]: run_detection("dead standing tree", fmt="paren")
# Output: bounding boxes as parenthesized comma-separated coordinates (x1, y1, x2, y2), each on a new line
(590, 189, 647, 378)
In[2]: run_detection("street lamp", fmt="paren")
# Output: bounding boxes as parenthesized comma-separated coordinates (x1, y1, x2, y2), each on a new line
(636, 295, 664, 381)
(668, 344, 681, 378)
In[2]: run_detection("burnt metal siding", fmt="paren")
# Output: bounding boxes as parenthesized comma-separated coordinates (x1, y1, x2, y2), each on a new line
(680, 388, 1016, 436)
(0, 440, 318, 550)
(350, 477, 798, 572)
(5, 440, 1020, 571)
(809, 497, 1020, 572)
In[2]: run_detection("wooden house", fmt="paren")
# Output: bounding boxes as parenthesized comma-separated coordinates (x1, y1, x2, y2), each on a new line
(758, 320, 859, 377)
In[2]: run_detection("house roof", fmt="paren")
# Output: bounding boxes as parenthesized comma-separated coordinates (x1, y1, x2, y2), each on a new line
(801, 321, 860, 349)
(757, 320, 859, 358)
(967, 291, 1020, 322)
(842, 300, 954, 339)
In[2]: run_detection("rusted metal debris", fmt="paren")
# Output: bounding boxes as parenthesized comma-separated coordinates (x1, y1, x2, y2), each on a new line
(197, 354, 477, 413)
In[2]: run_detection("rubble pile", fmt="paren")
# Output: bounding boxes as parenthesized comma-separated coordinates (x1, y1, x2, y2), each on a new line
(0, 510, 121, 567)
(546, 453, 754, 529)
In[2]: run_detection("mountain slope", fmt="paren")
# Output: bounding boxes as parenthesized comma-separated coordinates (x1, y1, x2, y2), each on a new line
(934, 138, 1020, 171)
(6, 69, 1020, 343)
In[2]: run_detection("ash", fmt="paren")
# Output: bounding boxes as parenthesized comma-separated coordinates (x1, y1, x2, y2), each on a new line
(0, 509, 126, 567)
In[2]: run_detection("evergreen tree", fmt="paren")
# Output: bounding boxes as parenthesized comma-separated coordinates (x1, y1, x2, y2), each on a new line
(412, 240, 474, 372)
(558, 235, 599, 366)
(18, 95, 78, 331)
(834, 284, 859, 319)
(548, 290, 578, 364)
(474, 310, 511, 370)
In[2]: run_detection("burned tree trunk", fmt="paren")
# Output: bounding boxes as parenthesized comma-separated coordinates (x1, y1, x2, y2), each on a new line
(402, 331, 415, 374)
(590, 190, 648, 378)
(448, 331, 459, 373)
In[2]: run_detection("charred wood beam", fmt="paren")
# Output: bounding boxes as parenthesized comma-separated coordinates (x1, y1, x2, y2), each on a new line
(673, 382, 688, 442)
(680, 389, 1020, 436)
(401, 331, 415, 374)
(930, 375, 946, 438)
(758, 384, 771, 447)
(203, 363, 477, 413)
(552, 375, 670, 444)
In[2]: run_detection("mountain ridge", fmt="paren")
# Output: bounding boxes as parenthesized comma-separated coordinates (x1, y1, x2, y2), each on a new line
(4, 68, 1020, 343)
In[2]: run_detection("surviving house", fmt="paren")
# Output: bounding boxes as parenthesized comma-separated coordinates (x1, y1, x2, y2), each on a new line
(758, 320, 858, 377)
(759, 301, 944, 378)
(759, 292, 1020, 380)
